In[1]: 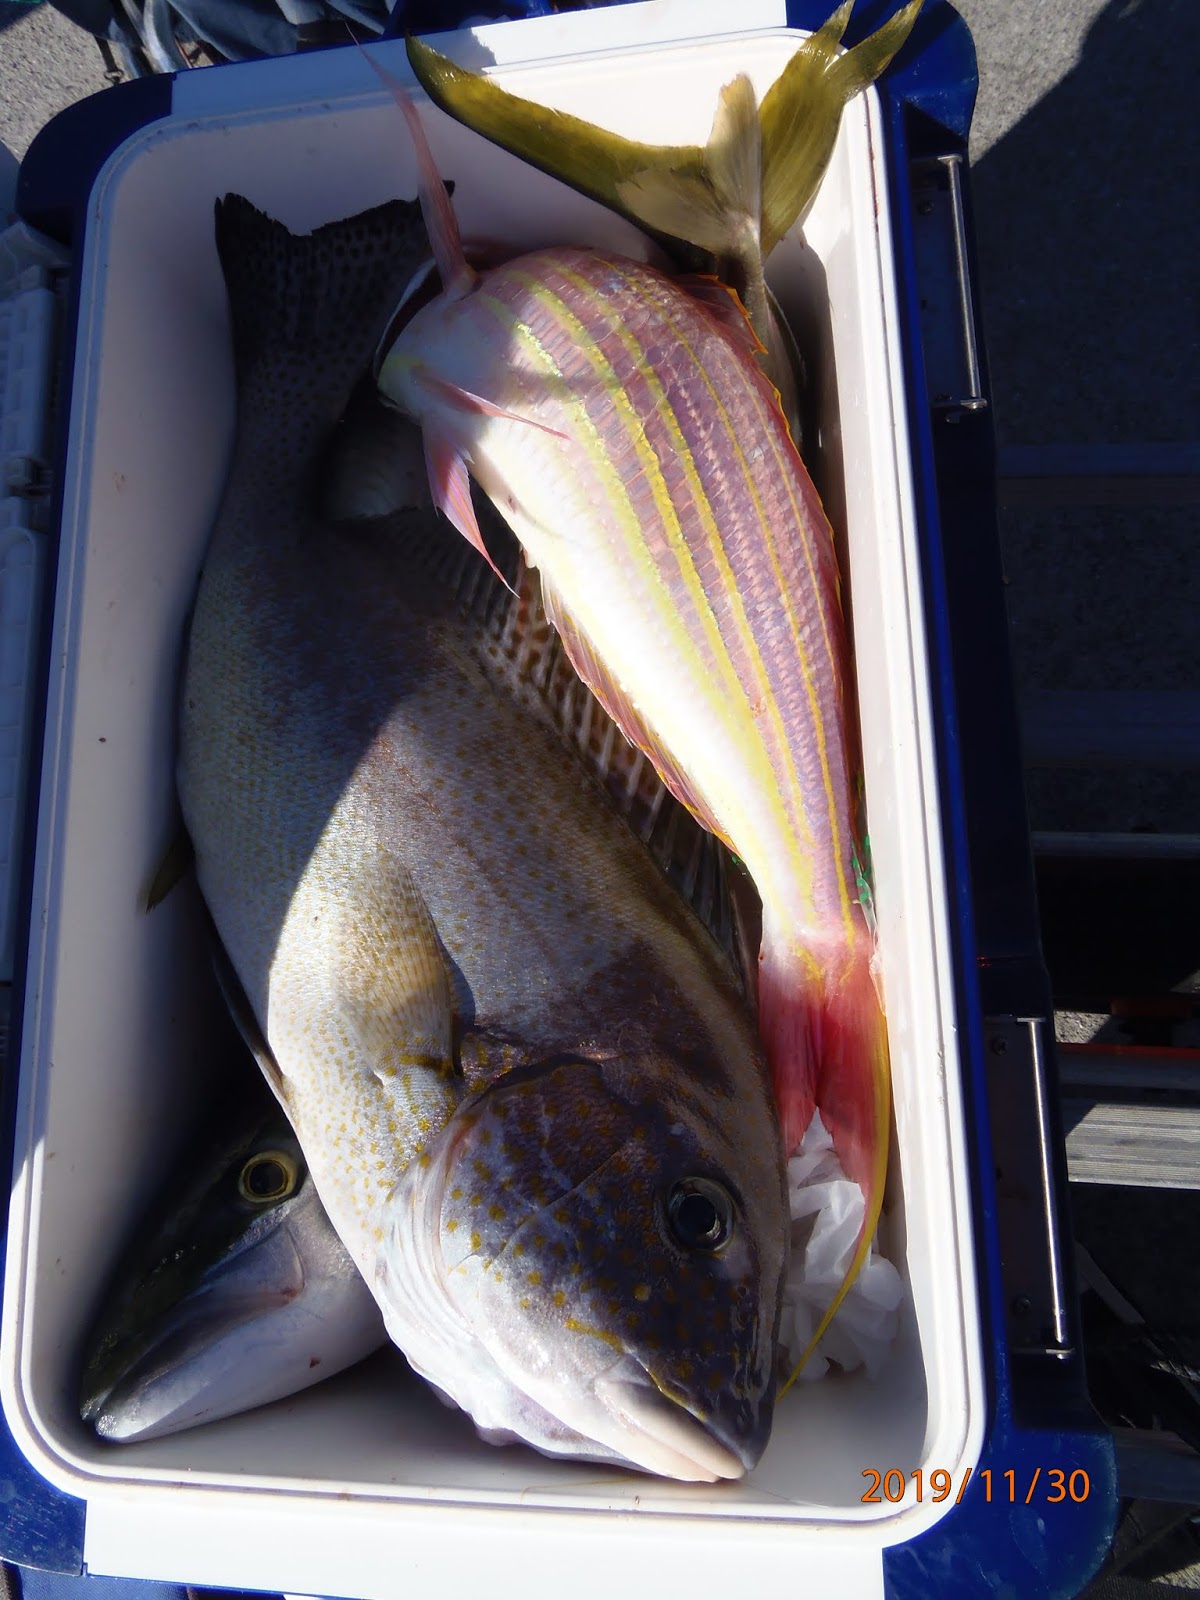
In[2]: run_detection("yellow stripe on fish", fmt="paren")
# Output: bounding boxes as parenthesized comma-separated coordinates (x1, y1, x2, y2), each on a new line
(376, 80, 892, 1377)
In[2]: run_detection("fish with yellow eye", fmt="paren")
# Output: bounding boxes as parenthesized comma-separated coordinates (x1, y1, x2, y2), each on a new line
(80, 1071, 385, 1443)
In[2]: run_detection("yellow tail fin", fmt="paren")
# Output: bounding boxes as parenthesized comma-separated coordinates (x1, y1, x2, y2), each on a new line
(760, 0, 924, 255)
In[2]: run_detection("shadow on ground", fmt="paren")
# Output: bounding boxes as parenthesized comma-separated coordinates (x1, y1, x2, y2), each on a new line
(963, 0, 1199, 853)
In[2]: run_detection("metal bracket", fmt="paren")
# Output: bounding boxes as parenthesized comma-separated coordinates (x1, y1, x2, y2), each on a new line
(909, 153, 988, 417)
(982, 1014, 1074, 1360)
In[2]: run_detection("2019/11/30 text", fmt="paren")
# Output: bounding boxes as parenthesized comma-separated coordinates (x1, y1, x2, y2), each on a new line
(861, 1468, 1092, 1505)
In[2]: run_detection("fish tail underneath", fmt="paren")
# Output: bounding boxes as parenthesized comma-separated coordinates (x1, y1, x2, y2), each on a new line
(760, 933, 891, 1388)
(213, 194, 426, 406)
(757, 938, 819, 1159)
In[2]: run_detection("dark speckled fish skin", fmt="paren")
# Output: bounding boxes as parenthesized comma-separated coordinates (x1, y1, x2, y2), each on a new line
(178, 198, 787, 1480)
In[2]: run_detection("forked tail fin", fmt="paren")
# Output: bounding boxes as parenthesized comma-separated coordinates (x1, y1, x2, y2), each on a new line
(406, 1, 923, 271)
(759, 932, 891, 1388)
(759, 0, 924, 254)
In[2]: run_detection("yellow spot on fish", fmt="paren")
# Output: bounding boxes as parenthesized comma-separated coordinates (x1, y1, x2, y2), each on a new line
(527, 1270, 542, 1286)
(564, 1317, 625, 1353)
(553, 1290, 566, 1307)
(450, 1187, 463, 1201)
(634, 1284, 650, 1302)
(470, 1231, 482, 1251)
(489, 1204, 505, 1220)
(446, 1219, 459, 1234)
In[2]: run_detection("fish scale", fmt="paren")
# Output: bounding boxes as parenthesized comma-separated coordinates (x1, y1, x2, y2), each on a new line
(376, 75, 891, 1373)
(178, 195, 788, 1481)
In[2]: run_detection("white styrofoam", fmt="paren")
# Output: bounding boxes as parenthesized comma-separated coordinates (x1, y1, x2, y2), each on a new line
(2, 20, 984, 1598)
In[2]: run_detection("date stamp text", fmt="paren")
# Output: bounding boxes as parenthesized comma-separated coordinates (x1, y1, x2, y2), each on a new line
(862, 1467, 1092, 1505)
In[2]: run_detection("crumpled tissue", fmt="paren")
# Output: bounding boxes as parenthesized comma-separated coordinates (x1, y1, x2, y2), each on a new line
(778, 1113, 904, 1381)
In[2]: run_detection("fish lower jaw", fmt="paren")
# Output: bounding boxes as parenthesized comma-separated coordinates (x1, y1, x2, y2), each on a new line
(592, 1374, 746, 1483)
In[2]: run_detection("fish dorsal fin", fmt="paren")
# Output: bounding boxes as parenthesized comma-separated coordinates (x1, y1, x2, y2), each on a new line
(437, 508, 761, 993)
(759, 0, 923, 256)
(361, 45, 475, 301)
(676, 274, 766, 359)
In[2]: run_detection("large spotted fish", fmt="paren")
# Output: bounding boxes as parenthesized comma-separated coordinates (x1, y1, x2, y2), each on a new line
(369, 13, 900, 1366)
(178, 196, 788, 1480)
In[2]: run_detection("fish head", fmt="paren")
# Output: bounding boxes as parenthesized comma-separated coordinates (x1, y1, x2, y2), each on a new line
(379, 1047, 787, 1482)
(81, 1113, 383, 1442)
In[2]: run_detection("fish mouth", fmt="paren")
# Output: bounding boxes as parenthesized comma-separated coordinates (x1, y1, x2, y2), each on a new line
(82, 1225, 308, 1442)
(593, 1373, 747, 1483)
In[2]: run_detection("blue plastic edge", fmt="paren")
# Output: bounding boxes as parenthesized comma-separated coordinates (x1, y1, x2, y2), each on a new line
(787, 0, 977, 139)
(2, 72, 175, 1578)
(813, 6, 1119, 1596)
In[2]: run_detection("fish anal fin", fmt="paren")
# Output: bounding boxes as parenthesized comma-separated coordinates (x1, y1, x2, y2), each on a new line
(538, 573, 730, 849)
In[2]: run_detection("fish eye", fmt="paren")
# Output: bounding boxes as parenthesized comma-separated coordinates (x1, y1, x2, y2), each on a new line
(666, 1178, 734, 1253)
(238, 1150, 299, 1204)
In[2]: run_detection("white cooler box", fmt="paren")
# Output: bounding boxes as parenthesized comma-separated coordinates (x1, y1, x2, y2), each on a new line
(0, 3, 1115, 1597)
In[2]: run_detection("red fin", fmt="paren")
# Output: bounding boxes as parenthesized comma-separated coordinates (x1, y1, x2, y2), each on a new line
(757, 938, 818, 1158)
(677, 273, 767, 359)
(763, 935, 891, 1388)
(360, 44, 475, 301)
(538, 573, 732, 850)
(423, 431, 512, 591)
(414, 367, 569, 439)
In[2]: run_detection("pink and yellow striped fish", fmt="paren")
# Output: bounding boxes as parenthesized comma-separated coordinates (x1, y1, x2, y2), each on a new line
(374, 66, 889, 1360)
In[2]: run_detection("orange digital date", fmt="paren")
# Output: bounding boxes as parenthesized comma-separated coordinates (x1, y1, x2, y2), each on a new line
(861, 1467, 1092, 1505)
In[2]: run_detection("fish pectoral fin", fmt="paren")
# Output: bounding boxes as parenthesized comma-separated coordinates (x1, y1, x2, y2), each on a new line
(415, 368, 569, 440)
(208, 931, 290, 1108)
(759, 0, 923, 256)
(350, 947, 458, 1088)
(764, 938, 891, 1391)
(143, 821, 195, 911)
(335, 879, 459, 1089)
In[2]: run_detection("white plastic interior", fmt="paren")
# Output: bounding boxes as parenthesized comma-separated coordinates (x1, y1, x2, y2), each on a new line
(2, 19, 984, 1597)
